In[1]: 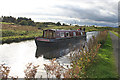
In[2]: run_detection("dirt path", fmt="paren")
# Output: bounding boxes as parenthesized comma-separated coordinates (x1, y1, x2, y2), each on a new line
(109, 32, 120, 77)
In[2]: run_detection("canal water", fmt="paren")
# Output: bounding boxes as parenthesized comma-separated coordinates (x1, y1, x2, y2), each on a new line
(0, 31, 98, 78)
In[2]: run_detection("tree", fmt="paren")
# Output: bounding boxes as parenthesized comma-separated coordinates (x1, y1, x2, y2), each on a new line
(27, 20, 35, 26)
(63, 23, 69, 26)
(2, 16, 16, 23)
(56, 22, 61, 26)
(17, 17, 32, 24)
(63, 23, 66, 26)
(92, 25, 95, 27)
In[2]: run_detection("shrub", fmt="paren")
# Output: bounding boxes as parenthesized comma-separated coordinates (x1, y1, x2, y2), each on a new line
(0, 64, 10, 79)
(43, 31, 108, 78)
(24, 63, 39, 79)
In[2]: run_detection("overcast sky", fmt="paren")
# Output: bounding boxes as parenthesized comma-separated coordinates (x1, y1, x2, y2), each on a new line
(0, 0, 119, 27)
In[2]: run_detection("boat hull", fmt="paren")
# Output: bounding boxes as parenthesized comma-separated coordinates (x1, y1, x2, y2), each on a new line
(35, 35, 86, 52)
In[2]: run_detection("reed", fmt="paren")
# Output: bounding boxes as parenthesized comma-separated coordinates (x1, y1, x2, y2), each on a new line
(24, 63, 39, 79)
(43, 31, 108, 78)
(0, 63, 10, 79)
(44, 58, 65, 78)
(64, 31, 108, 78)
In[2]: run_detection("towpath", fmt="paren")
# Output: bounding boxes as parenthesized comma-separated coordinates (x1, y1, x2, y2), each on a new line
(109, 32, 120, 78)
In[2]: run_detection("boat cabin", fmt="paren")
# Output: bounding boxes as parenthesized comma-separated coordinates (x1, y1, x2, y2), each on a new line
(43, 29, 85, 39)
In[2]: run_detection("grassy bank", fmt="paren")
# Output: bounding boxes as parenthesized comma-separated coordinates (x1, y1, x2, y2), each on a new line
(1, 33, 42, 44)
(86, 33, 118, 78)
(110, 31, 120, 38)
(1, 24, 42, 44)
(1, 23, 118, 44)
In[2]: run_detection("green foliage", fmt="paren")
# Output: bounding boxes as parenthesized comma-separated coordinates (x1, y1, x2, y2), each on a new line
(27, 20, 35, 26)
(0, 22, 14, 25)
(1, 24, 42, 44)
(56, 22, 61, 26)
(2, 16, 16, 23)
(111, 31, 120, 38)
(36, 23, 46, 27)
(60, 31, 118, 78)
(1, 16, 35, 26)
(2, 33, 42, 44)
(86, 33, 118, 78)
(62, 23, 69, 26)
(62, 23, 66, 26)
(17, 17, 32, 23)
(18, 20, 28, 25)
(2, 30, 17, 37)
(2, 30, 37, 37)
(66, 32, 105, 78)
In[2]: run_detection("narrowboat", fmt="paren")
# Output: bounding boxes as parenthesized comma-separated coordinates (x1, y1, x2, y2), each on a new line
(35, 38, 86, 59)
(35, 28, 86, 52)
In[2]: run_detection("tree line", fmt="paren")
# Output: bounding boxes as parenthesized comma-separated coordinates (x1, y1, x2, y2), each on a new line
(1, 16, 69, 27)
(2, 16, 35, 26)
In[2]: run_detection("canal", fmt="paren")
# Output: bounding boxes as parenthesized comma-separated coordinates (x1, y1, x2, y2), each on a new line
(0, 31, 98, 78)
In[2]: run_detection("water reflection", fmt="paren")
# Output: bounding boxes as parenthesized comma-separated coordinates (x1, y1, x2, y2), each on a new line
(35, 37, 86, 59)
(35, 31, 98, 59)
(35, 47, 69, 59)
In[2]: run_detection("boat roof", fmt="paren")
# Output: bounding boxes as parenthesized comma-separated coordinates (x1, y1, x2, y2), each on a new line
(44, 29, 80, 32)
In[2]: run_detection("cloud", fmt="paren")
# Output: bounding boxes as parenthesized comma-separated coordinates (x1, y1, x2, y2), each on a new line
(0, 0, 118, 27)
(54, 1, 118, 23)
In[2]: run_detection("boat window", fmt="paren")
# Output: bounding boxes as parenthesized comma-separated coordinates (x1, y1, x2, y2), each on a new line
(53, 32, 55, 38)
(81, 32, 83, 35)
(44, 31, 47, 38)
(43, 30, 55, 38)
(73, 32, 76, 36)
(79, 32, 81, 35)
(49, 32, 53, 38)
(60, 32, 64, 37)
(66, 32, 70, 37)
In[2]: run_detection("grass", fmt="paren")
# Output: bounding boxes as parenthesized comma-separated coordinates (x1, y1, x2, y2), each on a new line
(1, 24, 42, 44)
(1, 33, 42, 44)
(86, 33, 118, 78)
(0, 22, 14, 25)
(110, 31, 120, 38)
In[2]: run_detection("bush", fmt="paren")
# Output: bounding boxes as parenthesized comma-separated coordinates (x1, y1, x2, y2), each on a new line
(18, 20, 28, 25)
